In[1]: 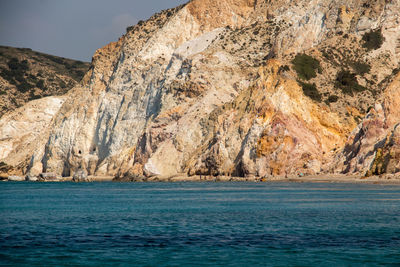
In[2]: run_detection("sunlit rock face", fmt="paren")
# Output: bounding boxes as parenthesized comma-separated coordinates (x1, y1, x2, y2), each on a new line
(0, 96, 65, 177)
(1, 0, 399, 179)
(332, 73, 400, 176)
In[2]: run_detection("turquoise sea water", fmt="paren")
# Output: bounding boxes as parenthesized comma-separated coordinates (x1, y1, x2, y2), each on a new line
(1, 182, 400, 266)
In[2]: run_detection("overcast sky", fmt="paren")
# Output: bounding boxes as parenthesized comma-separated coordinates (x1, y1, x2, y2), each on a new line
(0, 0, 188, 61)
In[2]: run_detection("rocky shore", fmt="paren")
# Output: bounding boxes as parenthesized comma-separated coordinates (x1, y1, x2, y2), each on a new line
(114, 173, 400, 184)
(3, 173, 400, 185)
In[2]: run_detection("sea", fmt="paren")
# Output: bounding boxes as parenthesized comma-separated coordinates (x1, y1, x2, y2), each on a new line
(1, 181, 400, 266)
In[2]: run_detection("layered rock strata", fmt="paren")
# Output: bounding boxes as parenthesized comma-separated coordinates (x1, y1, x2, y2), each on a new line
(0, 0, 399, 180)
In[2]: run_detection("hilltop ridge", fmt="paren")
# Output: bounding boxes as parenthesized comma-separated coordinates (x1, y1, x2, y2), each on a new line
(0, 46, 90, 117)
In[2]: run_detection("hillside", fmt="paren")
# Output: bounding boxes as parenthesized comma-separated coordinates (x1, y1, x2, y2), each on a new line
(0, 46, 90, 117)
(0, 0, 399, 180)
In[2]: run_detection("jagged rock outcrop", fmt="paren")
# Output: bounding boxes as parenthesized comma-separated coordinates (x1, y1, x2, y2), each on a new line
(333, 72, 400, 176)
(1, 0, 399, 179)
(72, 169, 91, 182)
(37, 172, 60, 182)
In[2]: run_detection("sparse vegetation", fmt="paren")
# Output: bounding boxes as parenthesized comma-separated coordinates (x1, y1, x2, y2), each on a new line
(59, 80, 67, 89)
(292, 54, 321, 80)
(322, 50, 330, 59)
(298, 81, 322, 102)
(17, 81, 34, 93)
(36, 79, 45, 89)
(335, 70, 367, 95)
(126, 26, 135, 33)
(0, 58, 30, 86)
(0, 45, 90, 117)
(351, 61, 371, 75)
(327, 95, 339, 103)
(362, 28, 384, 51)
(8, 58, 29, 72)
(278, 65, 290, 74)
(43, 54, 65, 65)
(28, 92, 41, 101)
(74, 70, 84, 78)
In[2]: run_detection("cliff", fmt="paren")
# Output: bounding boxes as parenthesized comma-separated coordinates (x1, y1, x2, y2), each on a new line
(1, 0, 399, 180)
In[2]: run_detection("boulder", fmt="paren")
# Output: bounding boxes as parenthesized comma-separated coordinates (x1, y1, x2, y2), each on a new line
(72, 169, 92, 182)
(8, 175, 24, 181)
(38, 172, 60, 181)
(25, 174, 38, 181)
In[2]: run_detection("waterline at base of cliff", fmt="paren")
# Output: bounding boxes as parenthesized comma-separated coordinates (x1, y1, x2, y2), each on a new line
(3, 173, 400, 185)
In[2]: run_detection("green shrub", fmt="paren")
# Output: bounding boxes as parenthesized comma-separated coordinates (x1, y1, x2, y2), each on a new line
(7, 57, 20, 70)
(75, 70, 84, 76)
(335, 70, 366, 95)
(74, 70, 84, 79)
(43, 54, 64, 65)
(59, 80, 66, 89)
(126, 26, 134, 33)
(13, 72, 25, 83)
(322, 50, 330, 59)
(362, 29, 384, 51)
(1, 58, 30, 86)
(36, 79, 45, 89)
(0, 68, 14, 83)
(28, 92, 41, 101)
(291, 54, 321, 80)
(7, 57, 29, 72)
(278, 65, 290, 74)
(351, 61, 371, 75)
(28, 73, 37, 80)
(17, 81, 34, 93)
(327, 95, 339, 103)
(298, 81, 321, 102)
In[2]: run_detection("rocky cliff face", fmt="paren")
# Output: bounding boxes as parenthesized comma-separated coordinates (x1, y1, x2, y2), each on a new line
(332, 72, 400, 176)
(1, 0, 399, 179)
(0, 96, 65, 177)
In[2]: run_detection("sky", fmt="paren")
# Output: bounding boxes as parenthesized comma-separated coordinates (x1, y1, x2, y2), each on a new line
(0, 0, 188, 62)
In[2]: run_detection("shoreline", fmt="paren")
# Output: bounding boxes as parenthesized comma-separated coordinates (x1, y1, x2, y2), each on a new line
(113, 173, 400, 185)
(3, 174, 400, 185)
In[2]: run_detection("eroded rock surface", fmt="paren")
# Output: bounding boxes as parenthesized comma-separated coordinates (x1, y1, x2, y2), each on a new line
(1, 0, 399, 179)
(72, 169, 91, 182)
(333, 73, 400, 176)
(0, 96, 65, 177)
